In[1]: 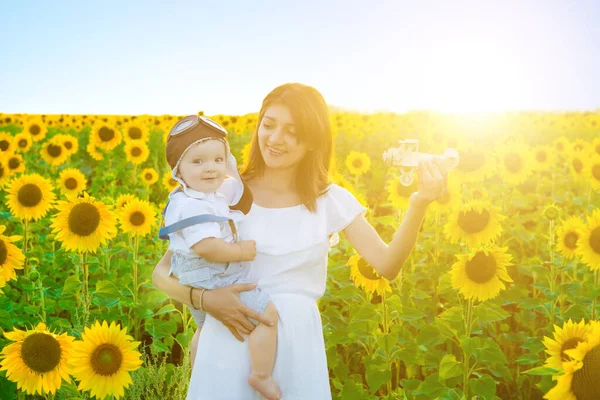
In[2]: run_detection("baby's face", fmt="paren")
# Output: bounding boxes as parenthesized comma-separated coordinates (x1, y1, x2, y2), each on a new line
(177, 140, 228, 193)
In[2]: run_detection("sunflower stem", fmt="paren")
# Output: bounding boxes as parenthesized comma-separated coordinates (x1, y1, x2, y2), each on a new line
(462, 297, 474, 398)
(82, 251, 90, 327)
(39, 275, 46, 324)
(593, 270, 599, 321)
(23, 219, 29, 276)
(381, 290, 392, 394)
(133, 234, 139, 340)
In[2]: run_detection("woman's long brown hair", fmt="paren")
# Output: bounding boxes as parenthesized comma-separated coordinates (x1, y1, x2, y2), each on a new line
(240, 83, 332, 213)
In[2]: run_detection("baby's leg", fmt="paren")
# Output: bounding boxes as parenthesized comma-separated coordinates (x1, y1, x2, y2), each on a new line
(247, 302, 281, 400)
(190, 327, 201, 370)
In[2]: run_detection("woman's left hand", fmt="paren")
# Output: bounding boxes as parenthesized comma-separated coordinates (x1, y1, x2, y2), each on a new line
(410, 157, 448, 208)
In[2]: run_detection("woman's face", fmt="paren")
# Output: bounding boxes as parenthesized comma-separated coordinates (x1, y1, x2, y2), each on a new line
(257, 104, 308, 171)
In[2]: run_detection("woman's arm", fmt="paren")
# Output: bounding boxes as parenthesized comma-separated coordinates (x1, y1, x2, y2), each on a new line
(152, 249, 273, 342)
(343, 159, 447, 281)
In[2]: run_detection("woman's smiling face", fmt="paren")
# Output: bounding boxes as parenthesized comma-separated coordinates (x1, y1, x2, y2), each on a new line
(257, 103, 309, 171)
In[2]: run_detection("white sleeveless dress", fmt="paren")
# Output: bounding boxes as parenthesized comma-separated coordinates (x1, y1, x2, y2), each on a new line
(185, 184, 366, 400)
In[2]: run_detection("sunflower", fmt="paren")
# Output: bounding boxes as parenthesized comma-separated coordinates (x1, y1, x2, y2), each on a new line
(124, 139, 150, 165)
(5, 174, 56, 221)
(450, 244, 513, 302)
(162, 170, 179, 192)
(53, 133, 79, 156)
(40, 138, 69, 166)
(140, 168, 158, 185)
(118, 198, 156, 237)
(5, 153, 25, 175)
(544, 322, 600, 399)
(122, 121, 149, 143)
(543, 319, 591, 370)
(532, 145, 555, 172)
(12, 132, 32, 153)
(571, 138, 591, 154)
(0, 322, 75, 396)
(584, 154, 600, 191)
(496, 143, 533, 186)
(553, 136, 570, 156)
(0, 157, 10, 187)
(429, 175, 462, 214)
(91, 122, 122, 151)
(453, 144, 495, 183)
(576, 209, 600, 270)
(0, 132, 14, 157)
(68, 321, 142, 400)
(241, 141, 252, 167)
(543, 204, 561, 222)
(330, 171, 367, 206)
(386, 175, 418, 211)
(345, 151, 371, 176)
(0, 225, 25, 291)
(347, 254, 391, 295)
(444, 201, 506, 247)
(58, 168, 87, 198)
(567, 150, 591, 181)
(592, 137, 600, 157)
(464, 187, 489, 202)
(556, 216, 586, 260)
(22, 118, 47, 142)
(51, 192, 117, 253)
(115, 193, 137, 211)
(86, 138, 105, 161)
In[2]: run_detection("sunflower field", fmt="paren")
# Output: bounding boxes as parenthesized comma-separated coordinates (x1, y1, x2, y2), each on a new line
(0, 111, 599, 400)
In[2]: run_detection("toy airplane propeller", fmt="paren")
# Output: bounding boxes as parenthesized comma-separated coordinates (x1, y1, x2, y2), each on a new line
(382, 139, 460, 186)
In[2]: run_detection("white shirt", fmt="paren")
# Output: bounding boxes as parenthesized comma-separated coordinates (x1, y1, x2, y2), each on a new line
(164, 178, 245, 257)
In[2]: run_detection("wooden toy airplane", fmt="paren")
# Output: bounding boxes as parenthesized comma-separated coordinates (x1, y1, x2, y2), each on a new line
(382, 139, 460, 186)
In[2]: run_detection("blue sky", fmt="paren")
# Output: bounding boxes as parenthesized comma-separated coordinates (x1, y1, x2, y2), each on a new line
(2, 0, 600, 115)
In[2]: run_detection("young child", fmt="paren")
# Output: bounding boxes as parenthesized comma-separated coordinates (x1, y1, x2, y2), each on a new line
(159, 115, 282, 400)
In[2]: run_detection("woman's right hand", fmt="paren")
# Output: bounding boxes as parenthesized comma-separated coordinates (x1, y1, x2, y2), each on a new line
(201, 283, 274, 342)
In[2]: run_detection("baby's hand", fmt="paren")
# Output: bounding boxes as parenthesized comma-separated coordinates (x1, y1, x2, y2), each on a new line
(238, 240, 257, 261)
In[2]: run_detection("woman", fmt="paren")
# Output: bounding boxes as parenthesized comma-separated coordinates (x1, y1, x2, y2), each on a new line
(152, 83, 447, 400)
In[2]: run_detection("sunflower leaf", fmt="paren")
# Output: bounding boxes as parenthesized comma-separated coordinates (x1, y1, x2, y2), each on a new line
(521, 366, 560, 376)
(439, 354, 463, 380)
(473, 303, 509, 324)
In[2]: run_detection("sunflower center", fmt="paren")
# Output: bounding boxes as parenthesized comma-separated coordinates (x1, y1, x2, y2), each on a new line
(503, 153, 523, 173)
(47, 144, 62, 157)
(457, 209, 491, 234)
(456, 150, 485, 173)
(131, 147, 142, 157)
(572, 158, 583, 173)
(8, 158, 20, 170)
(0, 140, 8, 151)
(590, 227, 600, 254)
(64, 141, 73, 150)
(64, 177, 78, 190)
(18, 139, 28, 148)
(572, 346, 600, 400)
(0, 165, 4, 179)
(20, 333, 62, 373)
(592, 164, 600, 182)
(91, 343, 123, 376)
(465, 251, 497, 284)
(352, 159, 363, 169)
(18, 184, 43, 207)
(561, 337, 584, 361)
(29, 125, 41, 135)
(564, 231, 579, 250)
(544, 207, 559, 220)
(396, 181, 417, 198)
(145, 173, 152, 180)
(0, 239, 6, 265)
(98, 127, 115, 142)
(357, 257, 380, 280)
(130, 211, 145, 226)
(68, 203, 101, 236)
(535, 151, 547, 163)
(128, 127, 142, 139)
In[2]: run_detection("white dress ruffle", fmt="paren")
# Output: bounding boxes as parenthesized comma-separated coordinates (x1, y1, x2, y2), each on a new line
(186, 184, 366, 400)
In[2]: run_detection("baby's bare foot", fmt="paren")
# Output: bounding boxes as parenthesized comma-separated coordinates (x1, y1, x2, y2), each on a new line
(248, 372, 282, 400)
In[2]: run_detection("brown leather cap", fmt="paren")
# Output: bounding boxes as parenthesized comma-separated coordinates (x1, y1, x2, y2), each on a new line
(166, 115, 228, 170)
